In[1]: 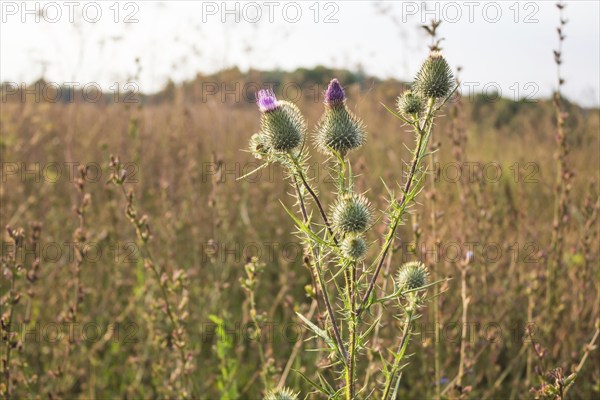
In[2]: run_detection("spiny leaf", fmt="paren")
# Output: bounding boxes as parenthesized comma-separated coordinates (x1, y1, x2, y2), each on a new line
(380, 102, 414, 125)
(280, 201, 330, 247)
(293, 369, 333, 396)
(296, 312, 336, 351)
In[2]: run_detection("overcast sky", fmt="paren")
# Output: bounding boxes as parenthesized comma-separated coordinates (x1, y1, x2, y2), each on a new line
(1, 1, 599, 106)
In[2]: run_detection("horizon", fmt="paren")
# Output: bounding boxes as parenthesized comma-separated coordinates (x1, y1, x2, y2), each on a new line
(1, 1, 599, 107)
(3, 65, 599, 109)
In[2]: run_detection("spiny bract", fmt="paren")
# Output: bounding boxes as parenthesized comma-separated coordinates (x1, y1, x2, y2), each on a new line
(331, 193, 372, 234)
(412, 51, 454, 99)
(397, 90, 425, 116)
(314, 79, 366, 156)
(263, 387, 299, 400)
(396, 261, 429, 291)
(260, 100, 306, 152)
(341, 235, 368, 260)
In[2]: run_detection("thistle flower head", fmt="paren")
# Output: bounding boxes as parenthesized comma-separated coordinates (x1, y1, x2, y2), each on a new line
(257, 89, 278, 112)
(397, 90, 424, 116)
(315, 79, 366, 156)
(341, 235, 367, 260)
(412, 51, 454, 99)
(259, 100, 306, 152)
(264, 387, 299, 400)
(325, 78, 346, 106)
(331, 193, 372, 234)
(396, 261, 429, 292)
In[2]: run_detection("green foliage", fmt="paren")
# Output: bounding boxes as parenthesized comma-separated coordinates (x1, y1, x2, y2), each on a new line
(209, 314, 239, 399)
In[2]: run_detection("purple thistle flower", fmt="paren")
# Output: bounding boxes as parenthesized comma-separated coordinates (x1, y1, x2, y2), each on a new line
(324, 79, 346, 105)
(256, 89, 278, 112)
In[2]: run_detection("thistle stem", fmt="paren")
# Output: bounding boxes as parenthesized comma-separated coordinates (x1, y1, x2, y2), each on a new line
(382, 307, 414, 399)
(288, 160, 348, 364)
(292, 176, 321, 308)
(358, 99, 435, 316)
(345, 261, 357, 400)
(289, 155, 339, 246)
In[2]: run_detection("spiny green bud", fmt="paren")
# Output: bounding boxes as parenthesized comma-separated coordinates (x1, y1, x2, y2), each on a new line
(412, 51, 454, 99)
(264, 387, 299, 400)
(260, 100, 306, 152)
(256, 89, 306, 153)
(396, 90, 424, 116)
(249, 133, 269, 159)
(341, 235, 367, 260)
(314, 79, 366, 157)
(331, 193, 372, 234)
(396, 261, 429, 291)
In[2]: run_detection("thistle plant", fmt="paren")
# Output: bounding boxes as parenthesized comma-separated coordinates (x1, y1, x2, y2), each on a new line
(246, 53, 456, 398)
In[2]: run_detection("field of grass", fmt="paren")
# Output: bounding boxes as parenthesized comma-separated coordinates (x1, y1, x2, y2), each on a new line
(1, 59, 599, 399)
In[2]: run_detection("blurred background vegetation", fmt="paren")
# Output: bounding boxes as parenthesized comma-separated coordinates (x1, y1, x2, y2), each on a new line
(1, 63, 599, 398)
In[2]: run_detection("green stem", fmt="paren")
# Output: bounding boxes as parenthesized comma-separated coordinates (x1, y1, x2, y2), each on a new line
(358, 99, 435, 317)
(382, 307, 414, 399)
(292, 177, 321, 314)
(289, 155, 339, 246)
(287, 159, 348, 364)
(249, 290, 269, 390)
(346, 262, 357, 400)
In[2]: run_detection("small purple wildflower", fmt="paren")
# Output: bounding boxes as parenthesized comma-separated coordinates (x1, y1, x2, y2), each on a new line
(324, 79, 346, 105)
(256, 89, 278, 112)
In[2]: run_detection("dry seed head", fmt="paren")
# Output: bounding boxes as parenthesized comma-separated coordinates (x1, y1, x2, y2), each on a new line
(331, 193, 372, 234)
(341, 235, 368, 260)
(412, 51, 454, 99)
(396, 261, 429, 291)
(264, 387, 299, 400)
